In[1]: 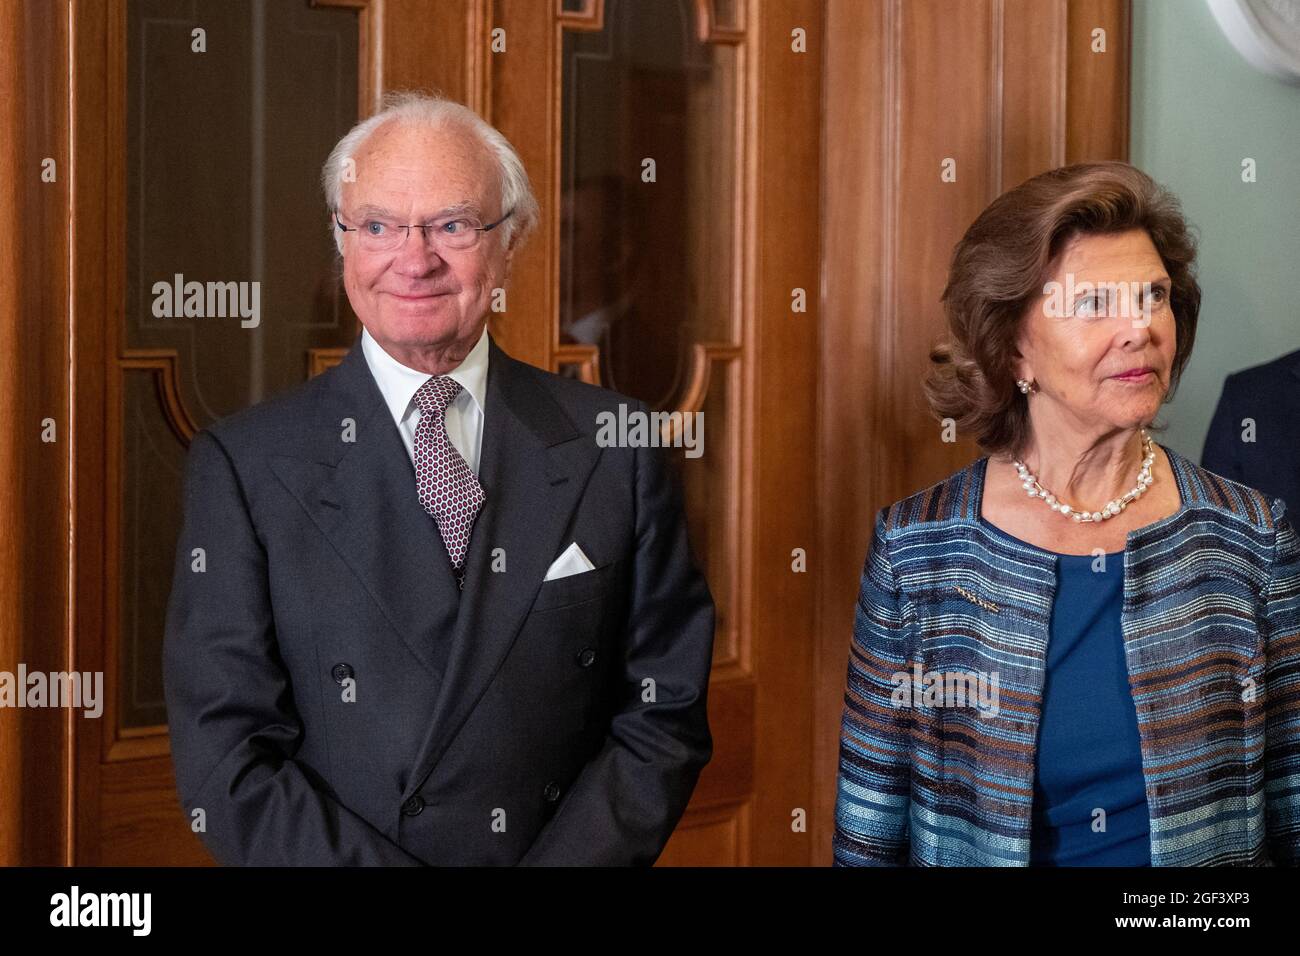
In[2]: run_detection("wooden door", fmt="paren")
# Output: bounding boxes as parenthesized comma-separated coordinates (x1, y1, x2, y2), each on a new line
(2, 0, 822, 866)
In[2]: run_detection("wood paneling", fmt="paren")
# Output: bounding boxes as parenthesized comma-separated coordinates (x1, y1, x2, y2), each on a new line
(0, 0, 75, 866)
(815, 0, 1131, 865)
(315, 0, 489, 117)
(485, 0, 554, 369)
(747, 0, 822, 865)
(73, 0, 118, 866)
(1067, 0, 1130, 163)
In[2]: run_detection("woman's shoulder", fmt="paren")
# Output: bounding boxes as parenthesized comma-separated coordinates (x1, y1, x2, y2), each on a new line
(1162, 444, 1285, 532)
(877, 457, 988, 537)
(871, 447, 1290, 539)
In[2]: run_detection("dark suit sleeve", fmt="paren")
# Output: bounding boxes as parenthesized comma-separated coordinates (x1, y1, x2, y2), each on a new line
(163, 429, 425, 866)
(518, 402, 715, 865)
(1202, 375, 1243, 480)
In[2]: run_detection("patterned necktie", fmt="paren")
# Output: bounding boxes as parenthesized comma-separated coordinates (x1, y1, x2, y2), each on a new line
(412, 376, 485, 589)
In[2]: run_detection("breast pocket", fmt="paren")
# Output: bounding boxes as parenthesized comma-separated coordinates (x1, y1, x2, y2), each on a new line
(530, 559, 618, 612)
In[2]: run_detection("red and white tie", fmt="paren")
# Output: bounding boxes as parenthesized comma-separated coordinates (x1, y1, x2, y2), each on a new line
(412, 376, 485, 588)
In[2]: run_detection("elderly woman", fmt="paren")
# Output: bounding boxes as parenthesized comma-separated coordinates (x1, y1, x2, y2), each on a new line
(833, 161, 1300, 866)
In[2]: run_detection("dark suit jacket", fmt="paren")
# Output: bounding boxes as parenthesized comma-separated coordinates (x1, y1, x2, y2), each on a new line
(1202, 347, 1300, 518)
(162, 333, 715, 865)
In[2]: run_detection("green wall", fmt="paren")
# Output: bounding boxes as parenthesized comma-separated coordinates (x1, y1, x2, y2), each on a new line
(1130, 0, 1300, 461)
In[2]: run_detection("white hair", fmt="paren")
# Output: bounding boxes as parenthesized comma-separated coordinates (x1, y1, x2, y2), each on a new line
(321, 91, 539, 255)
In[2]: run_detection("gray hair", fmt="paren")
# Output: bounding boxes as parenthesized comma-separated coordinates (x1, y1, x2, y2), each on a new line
(321, 91, 539, 254)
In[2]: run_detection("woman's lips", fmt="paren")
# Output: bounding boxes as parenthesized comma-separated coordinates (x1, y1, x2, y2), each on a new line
(1111, 368, 1154, 381)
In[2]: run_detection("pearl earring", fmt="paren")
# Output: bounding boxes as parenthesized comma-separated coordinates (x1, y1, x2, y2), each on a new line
(1016, 378, 1036, 395)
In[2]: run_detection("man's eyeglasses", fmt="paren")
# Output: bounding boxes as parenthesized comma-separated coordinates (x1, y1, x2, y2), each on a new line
(334, 208, 513, 253)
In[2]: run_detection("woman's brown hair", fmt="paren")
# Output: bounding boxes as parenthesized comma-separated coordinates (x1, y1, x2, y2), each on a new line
(923, 161, 1201, 458)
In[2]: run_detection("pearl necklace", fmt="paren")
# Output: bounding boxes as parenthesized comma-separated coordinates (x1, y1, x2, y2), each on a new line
(1013, 430, 1156, 522)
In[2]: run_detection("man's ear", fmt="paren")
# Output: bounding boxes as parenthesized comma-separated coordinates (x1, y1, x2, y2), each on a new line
(502, 234, 521, 277)
(329, 212, 344, 256)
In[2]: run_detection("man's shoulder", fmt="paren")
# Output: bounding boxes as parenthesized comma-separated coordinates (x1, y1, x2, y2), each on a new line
(1224, 347, 1300, 396)
(497, 351, 644, 435)
(200, 366, 340, 459)
(1171, 445, 1284, 532)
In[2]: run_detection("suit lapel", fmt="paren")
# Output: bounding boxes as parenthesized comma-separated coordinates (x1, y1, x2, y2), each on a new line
(268, 337, 461, 680)
(405, 338, 602, 793)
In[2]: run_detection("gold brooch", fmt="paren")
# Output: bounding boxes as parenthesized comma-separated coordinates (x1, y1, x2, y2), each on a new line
(953, 585, 999, 614)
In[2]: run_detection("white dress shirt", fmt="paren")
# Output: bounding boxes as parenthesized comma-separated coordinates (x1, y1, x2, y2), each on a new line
(360, 324, 489, 475)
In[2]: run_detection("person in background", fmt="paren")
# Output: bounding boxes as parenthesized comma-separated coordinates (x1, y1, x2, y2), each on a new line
(1202, 347, 1300, 518)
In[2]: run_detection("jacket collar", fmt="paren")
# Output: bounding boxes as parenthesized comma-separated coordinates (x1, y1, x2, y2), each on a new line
(887, 442, 1275, 537)
(267, 337, 462, 677)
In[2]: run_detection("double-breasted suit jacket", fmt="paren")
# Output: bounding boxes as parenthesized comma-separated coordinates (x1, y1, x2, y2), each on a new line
(163, 334, 715, 865)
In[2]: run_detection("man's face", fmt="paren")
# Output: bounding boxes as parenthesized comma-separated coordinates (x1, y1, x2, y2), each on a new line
(338, 120, 511, 364)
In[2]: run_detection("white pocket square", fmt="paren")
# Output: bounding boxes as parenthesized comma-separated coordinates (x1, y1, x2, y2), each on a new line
(543, 542, 596, 581)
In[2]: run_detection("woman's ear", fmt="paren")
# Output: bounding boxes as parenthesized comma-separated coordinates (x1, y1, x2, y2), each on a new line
(1010, 338, 1032, 385)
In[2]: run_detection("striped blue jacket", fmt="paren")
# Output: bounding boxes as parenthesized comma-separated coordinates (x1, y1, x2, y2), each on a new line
(833, 445, 1300, 866)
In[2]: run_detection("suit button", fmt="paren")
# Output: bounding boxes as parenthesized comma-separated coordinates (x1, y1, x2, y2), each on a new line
(577, 647, 597, 668)
(401, 795, 425, 816)
(331, 663, 354, 684)
(543, 781, 561, 803)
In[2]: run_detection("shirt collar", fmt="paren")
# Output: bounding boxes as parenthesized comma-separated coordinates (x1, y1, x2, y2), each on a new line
(360, 323, 490, 427)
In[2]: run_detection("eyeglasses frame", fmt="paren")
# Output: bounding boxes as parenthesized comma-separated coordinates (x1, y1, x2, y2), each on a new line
(333, 207, 514, 250)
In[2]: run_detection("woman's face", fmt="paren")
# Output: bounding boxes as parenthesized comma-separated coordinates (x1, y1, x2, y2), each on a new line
(1015, 228, 1177, 439)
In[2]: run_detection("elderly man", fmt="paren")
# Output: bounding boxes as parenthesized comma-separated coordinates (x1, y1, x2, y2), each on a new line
(162, 93, 715, 866)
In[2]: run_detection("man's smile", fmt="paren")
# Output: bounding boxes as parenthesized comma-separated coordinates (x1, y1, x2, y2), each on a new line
(384, 289, 453, 301)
